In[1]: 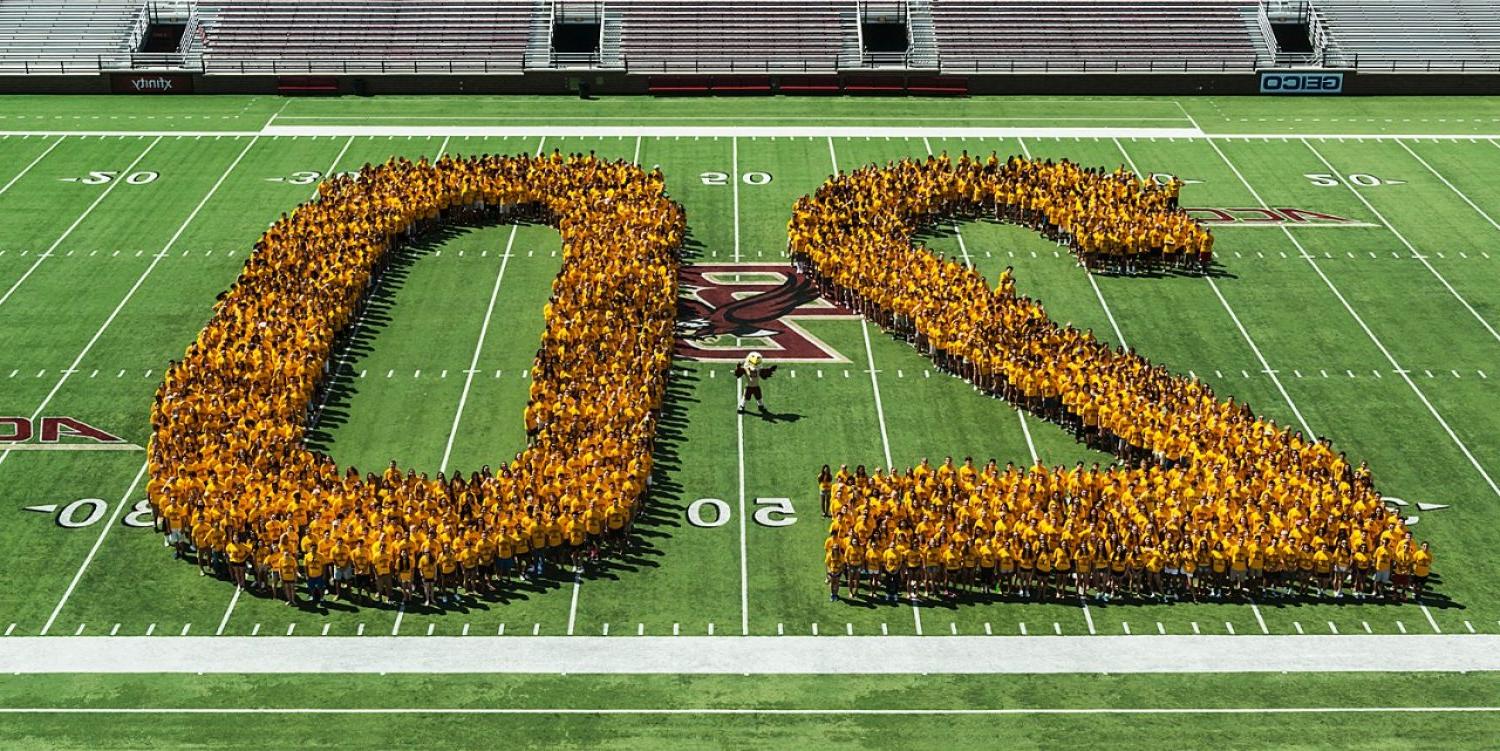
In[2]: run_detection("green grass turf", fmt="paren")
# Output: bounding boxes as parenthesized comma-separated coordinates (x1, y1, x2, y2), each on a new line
(1, 104, 1499, 639)
(2, 95, 1500, 744)
(0, 672, 1498, 750)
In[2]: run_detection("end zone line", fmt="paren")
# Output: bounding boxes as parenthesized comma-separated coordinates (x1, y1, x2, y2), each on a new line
(39, 462, 148, 635)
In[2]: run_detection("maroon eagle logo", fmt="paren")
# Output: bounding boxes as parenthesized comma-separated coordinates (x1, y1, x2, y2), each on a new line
(675, 263, 856, 362)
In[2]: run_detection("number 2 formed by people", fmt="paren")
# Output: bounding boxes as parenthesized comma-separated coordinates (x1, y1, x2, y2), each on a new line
(791, 152, 1414, 589)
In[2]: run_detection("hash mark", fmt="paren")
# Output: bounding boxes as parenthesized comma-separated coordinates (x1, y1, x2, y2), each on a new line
(1328, 621, 1338, 634)
(74, 623, 85, 636)
(602, 623, 609, 636)
(1157, 622, 1166, 635)
(984, 622, 992, 635)
(251, 623, 260, 636)
(322, 623, 330, 636)
(1363, 622, 1372, 634)
(3, 624, 12, 636)
(811, 623, 818, 636)
(1019, 623, 1027, 635)
(427, 623, 435, 636)
(1122, 622, 1131, 635)
(1225, 622, 1235, 635)
(1191, 622, 1200, 635)
(1397, 621, 1407, 634)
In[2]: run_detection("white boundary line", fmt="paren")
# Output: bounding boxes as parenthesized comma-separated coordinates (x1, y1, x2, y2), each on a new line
(14, 129, 1500, 141)
(3, 706, 1499, 716)
(0, 136, 161, 310)
(5, 635, 1499, 674)
(0, 135, 259, 473)
(1303, 139, 1500, 347)
(1206, 137, 1500, 506)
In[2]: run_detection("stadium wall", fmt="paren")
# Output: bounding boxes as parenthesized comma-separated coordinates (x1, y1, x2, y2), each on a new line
(2, 70, 1500, 97)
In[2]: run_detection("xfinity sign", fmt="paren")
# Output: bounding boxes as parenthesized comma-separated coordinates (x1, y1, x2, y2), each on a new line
(1260, 71, 1344, 95)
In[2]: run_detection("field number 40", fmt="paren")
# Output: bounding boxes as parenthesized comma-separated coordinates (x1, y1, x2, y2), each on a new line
(688, 497, 796, 527)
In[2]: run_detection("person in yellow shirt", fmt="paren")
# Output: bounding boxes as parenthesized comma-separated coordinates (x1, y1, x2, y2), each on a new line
(303, 544, 329, 606)
(275, 547, 300, 606)
(1412, 541, 1433, 602)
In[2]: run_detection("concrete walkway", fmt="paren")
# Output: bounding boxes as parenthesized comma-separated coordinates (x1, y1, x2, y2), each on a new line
(3, 635, 1498, 674)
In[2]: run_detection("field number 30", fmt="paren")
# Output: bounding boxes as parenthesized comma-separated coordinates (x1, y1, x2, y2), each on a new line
(688, 497, 796, 527)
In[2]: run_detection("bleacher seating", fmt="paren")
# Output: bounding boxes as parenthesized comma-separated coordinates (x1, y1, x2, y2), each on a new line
(196, 1, 534, 74)
(616, 1, 855, 73)
(0, 0, 144, 75)
(930, 0, 1274, 72)
(1314, 0, 1500, 71)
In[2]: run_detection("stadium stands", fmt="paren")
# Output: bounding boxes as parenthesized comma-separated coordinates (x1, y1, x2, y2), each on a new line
(195, 1, 534, 74)
(0, 0, 146, 74)
(1315, 0, 1500, 71)
(930, 0, 1275, 72)
(616, 1, 856, 73)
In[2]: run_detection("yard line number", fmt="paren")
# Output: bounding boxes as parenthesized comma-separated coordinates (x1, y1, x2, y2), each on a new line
(701, 171, 772, 186)
(688, 497, 797, 527)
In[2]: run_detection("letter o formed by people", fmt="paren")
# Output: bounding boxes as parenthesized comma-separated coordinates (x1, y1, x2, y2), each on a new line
(791, 153, 1415, 588)
(148, 153, 684, 579)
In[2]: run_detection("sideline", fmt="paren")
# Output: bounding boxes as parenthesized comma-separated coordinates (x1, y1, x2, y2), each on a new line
(2, 635, 1497, 674)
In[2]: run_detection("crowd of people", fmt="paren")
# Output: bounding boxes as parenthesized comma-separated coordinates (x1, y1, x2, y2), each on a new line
(149, 151, 684, 608)
(792, 152, 1429, 605)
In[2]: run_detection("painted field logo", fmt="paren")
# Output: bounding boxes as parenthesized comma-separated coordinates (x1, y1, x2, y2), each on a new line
(676, 263, 856, 362)
(0, 417, 141, 452)
(1184, 206, 1377, 227)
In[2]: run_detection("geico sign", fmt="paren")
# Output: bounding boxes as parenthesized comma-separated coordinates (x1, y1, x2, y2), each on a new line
(1259, 72, 1344, 95)
(0, 417, 141, 451)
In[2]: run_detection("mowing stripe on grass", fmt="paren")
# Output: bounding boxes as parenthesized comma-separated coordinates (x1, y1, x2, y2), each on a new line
(1303, 139, 1500, 346)
(0, 136, 160, 311)
(1206, 138, 1500, 501)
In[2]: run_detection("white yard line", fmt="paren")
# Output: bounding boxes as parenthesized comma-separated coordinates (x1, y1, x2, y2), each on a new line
(0, 136, 259, 473)
(4, 706, 1499, 716)
(437, 224, 521, 473)
(215, 587, 242, 636)
(731, 135, 741, 262)
(735, 379, 750, 636)
(6, 635, 1499, 674)
(1303, 138, 1500, 347)
(632, 135, 642, 165)
(38, 463, 149, 635)
(566, 570, 582, 636)
(1206, 138, 1500, 500)
(0, 134, 63, 197)
(1395, 140, 1500, 231)
(0, 136, 161, 310)
(436, 135, 544, 474)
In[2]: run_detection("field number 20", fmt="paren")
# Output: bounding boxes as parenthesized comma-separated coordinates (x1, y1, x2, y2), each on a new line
(701, 171, 773, 186)
(688, 497, 796, 527)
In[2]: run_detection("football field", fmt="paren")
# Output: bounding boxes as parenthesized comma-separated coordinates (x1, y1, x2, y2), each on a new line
(3, 94, 1500, 747)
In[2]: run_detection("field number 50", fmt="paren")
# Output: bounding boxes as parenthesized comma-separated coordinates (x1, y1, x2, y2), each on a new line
(688, 497, 797, 527)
